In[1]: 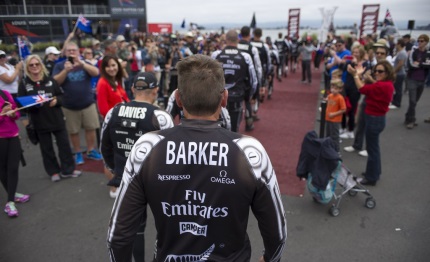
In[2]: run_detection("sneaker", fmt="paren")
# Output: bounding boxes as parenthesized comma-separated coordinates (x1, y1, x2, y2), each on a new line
(14, 193, 30, 203)
(358, 150, 368, 157)
(340, 131, 354, 139)
(51, 174, 61, 182)
(61, 170, 82, 179)
(4, 202, 18, 217)
(245, 124, 254, 131)
(75, 152, 84, 165)
(406, 123, 415, 129)
(344, 146, 356, 152)
(424, 117, 430, 123)
(109, 189, 119, 199)
(87, 149, 102, 160)
(253, 115, 260, 121)
(388, 104, 399, 110)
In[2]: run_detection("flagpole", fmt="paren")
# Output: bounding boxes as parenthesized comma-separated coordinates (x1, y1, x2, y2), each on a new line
(72, 15, 80, 34)
(17, 36, 22, 60)
(0, 97, 54, 116)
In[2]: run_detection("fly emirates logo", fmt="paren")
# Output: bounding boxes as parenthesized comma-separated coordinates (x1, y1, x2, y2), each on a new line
(161, 190, 228, 220)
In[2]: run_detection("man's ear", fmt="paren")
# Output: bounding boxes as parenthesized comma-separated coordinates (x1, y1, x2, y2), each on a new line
(175, 89, 183, 108)
(221, 89, 228, 107)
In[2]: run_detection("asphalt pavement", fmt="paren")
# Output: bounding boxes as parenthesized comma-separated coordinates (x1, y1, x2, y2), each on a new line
(1, 80, 429, 262)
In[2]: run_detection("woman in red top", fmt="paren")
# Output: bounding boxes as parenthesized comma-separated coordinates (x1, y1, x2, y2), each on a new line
(348, 60, 395, 185)
(96, 55, 130, 198)
(96, 55, 130, 118)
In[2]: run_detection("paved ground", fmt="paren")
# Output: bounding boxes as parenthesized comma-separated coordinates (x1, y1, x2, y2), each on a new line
(1, 74, 429, 261)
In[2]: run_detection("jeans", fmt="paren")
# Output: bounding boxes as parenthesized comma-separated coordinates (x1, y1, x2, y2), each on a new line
(405, 78, 425, 124)
(352, 101, 366, 150)
(364, 114, 386, 182)
(301, 60, 311, 83)
(392, 74, 405, 107)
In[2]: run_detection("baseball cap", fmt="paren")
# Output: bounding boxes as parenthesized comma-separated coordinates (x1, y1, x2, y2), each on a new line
(185, 32, 194, 38)
(45, 46, 61, 55)
(92, 39, 100, 46)
(116, 35, 125, 42)
(0, 50, 6, 56)
(133, 72, 158, 90)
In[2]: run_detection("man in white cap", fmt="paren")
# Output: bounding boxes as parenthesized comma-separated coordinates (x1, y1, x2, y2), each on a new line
(44, 46, 61, 76)
(184, 32, 197, 55)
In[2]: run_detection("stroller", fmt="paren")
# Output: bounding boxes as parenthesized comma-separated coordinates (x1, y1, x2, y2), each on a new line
(296, 131, 376, 217)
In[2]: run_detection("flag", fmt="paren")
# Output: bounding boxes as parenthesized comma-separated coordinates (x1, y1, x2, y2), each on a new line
(77, 14, 92, 34)
(15, 94, 52, 109)
(181, 19, 186, 29)
(17, 37, 31, 60)
(384, 9, 394, 26)
(250, 13, 256, 29)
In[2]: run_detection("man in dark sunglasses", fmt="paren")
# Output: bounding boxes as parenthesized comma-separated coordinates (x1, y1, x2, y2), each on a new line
(405, 34, 430, 128)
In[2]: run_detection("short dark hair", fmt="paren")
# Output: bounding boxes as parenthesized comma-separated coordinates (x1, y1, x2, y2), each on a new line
(253, 28, 262, 38)
(396, 38, 405, 47)
(176, 55, 225, 116)
(240, 26, 250, 37)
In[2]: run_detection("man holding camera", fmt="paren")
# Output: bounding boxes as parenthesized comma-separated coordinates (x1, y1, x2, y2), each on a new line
(53, 41, 101, 165)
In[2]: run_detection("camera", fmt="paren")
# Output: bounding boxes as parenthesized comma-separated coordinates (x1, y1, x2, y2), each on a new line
(68, 57, 74, 64)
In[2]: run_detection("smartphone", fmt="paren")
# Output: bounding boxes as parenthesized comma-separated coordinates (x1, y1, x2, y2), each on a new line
(68, 57, 74, 64)
(344, 55, 353, 61)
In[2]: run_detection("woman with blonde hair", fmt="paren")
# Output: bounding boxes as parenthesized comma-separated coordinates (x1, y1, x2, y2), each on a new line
(18, 54, 80, 182)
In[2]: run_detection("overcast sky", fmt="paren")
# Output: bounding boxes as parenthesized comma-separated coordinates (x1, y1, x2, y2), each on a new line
(146, 0, 430, 27)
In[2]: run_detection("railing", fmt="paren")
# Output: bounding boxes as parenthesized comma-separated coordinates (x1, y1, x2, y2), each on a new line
(0, 4, 109, 16)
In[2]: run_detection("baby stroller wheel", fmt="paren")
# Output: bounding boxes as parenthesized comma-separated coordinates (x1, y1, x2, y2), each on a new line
(329, 206, 340, 217)
(348, 189, 358, 197)
(365, 197, 376, 209)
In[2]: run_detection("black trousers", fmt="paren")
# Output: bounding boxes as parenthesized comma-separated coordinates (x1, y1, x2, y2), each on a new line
(132, 208, 147, 262)
(227, 101, 243, 132)
(0, 136, 21, 202)
(37, 129, 75, 176)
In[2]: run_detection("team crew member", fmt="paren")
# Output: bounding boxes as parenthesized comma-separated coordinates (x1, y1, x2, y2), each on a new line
(107, 54, 286, 262)
(274, 33, 290, 80)
(101, 72, 174, 262)
(237, 26, 262, 130)
(211, 30, 257, 133)
(250, 28, 271, 104)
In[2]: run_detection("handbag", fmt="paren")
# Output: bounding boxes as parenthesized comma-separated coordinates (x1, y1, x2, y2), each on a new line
(26, 117, 39, 145)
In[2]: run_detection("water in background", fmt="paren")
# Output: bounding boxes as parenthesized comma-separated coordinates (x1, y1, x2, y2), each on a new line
(176, 28, 430, 42)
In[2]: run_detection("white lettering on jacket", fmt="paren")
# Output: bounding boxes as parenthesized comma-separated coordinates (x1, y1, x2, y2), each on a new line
(118, 105, 147, 119)
(165, 141, 228, 166)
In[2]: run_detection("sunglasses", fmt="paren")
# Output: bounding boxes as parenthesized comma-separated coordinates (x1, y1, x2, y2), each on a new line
(375, 52, 386, 55)
(374, 69, 385, 74)
(0, 55, 6, 59)
(28, 63, 41, 67)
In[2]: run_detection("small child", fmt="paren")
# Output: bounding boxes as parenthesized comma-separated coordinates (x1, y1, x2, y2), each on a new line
(325, 79, 346, 153)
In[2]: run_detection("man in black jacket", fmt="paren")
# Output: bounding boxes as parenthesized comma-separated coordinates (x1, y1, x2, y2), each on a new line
(211, 30, 257, 132)
(107, 54, 286, 262)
